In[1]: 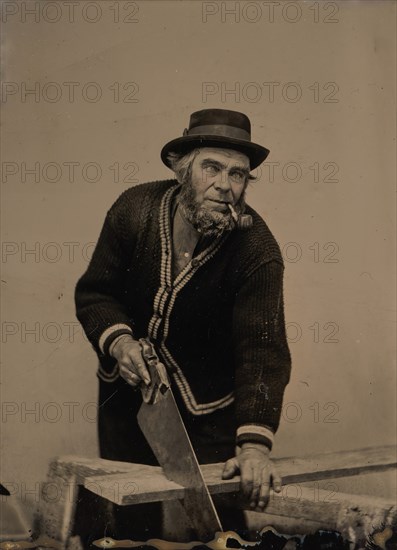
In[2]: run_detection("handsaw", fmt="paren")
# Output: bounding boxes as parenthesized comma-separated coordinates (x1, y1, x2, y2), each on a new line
(136, 338, 222, 540)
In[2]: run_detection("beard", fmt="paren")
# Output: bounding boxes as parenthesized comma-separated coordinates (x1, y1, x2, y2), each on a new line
(177, 178, 247, 239)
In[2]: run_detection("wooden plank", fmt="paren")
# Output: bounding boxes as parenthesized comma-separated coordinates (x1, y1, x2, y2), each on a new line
(261, 487, 396, 544)
(83, 467, 185, 504)
(265, 488, 395, 525)
(79, 445, 396, 505)
(40, 446, 396, 546)
(278, 445, 397, 483)
(39, 472, 80, 550)
(49, 455, 140, 484)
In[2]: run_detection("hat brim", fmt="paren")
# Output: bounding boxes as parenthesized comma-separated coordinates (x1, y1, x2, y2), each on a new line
(161, 135, 270, 171)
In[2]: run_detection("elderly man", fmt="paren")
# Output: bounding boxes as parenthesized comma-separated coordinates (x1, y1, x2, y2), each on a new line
(75, 109, 291, 540)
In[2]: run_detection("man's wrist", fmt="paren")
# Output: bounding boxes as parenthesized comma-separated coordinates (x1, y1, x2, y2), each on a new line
(109, 333, 135, 357)
(236, 424, 275, 451)
(240, 442, 271, 455)
(98, 323, 134, 356)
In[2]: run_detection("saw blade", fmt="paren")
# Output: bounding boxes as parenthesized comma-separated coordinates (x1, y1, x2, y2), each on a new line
(137, 387, 222, 540)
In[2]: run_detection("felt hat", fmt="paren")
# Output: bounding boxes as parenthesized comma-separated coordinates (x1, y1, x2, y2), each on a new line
(161, 109, 270, 170)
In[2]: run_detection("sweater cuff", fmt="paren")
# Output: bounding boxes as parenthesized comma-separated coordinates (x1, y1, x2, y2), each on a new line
(98, 324, 134, 356)
(236, 424, 275, 451)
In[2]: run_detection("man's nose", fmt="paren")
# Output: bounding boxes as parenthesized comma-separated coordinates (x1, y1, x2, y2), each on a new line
(213, 171, 232, 192)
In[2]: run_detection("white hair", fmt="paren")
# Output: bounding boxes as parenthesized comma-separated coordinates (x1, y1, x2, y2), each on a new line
(166, 149, 200, 184)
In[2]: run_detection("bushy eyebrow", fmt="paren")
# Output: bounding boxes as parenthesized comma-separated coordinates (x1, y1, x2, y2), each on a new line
(200, 158, 250, 175)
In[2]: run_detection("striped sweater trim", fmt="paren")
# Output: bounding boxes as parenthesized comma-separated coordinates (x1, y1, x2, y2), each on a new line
(148, 183, 235, 415)
(98, 324, 133, 354)
(97, 362, 119, 382)
(236, 424, 275, 450)
(160, 342, 234, 415)
(148, 185, 175, 339)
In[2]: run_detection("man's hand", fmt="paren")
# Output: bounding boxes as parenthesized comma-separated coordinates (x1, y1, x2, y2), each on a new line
(110, 334, 151, 387)
(222, 442, 281, 511)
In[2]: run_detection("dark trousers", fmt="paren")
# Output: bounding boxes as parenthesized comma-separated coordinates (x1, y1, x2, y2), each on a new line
(77, 376, 247, 543)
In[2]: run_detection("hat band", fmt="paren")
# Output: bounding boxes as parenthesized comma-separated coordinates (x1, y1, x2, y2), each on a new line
(188, 124, 251, 141)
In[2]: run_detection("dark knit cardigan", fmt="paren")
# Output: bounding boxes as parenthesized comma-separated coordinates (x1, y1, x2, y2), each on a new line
(75, 179, 291, 449)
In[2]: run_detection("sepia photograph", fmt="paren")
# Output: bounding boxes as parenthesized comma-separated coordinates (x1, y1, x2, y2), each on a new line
(1, 1, 396, 549)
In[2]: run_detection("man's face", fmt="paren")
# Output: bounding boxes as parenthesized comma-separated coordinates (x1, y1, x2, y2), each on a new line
(178, 147, 250, 238)
(189, 148, 250, 213)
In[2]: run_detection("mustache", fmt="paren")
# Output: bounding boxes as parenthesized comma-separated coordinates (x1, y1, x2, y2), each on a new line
(180, 185, 246, 216)
(207, 198, 233, 204)
(177, 180, 245, 238)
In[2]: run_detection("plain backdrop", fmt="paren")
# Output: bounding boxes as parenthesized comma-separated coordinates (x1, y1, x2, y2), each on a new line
(1, 0, 396, 527)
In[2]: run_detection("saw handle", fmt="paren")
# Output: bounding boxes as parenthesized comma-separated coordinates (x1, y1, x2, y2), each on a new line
(138, 338, 170, 404)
